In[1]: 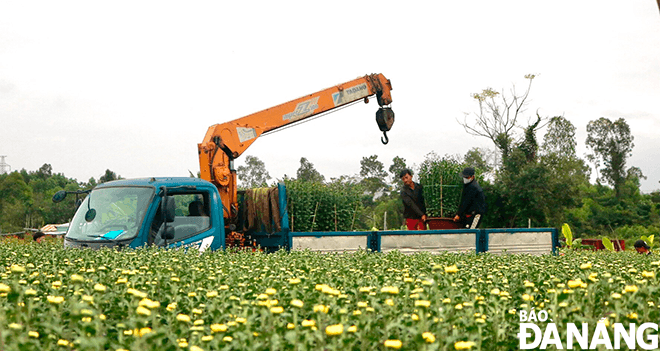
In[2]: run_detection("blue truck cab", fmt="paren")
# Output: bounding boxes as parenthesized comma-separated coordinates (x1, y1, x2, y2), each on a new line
(63, 177, 227, 252)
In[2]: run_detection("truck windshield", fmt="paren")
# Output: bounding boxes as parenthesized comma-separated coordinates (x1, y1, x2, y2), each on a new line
(66, 187, 154, 241)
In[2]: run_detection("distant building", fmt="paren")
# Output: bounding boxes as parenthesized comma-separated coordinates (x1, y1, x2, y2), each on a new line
(0, 156, 10, 175)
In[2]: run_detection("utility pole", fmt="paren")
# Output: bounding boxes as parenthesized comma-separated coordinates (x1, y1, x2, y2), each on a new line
(0, 156, 10, 175)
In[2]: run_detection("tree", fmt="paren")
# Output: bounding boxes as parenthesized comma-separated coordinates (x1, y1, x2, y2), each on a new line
(0, 172, 33, 232)
(359, 155, 388, 201)
(542, 116, 577, 157)
(296, 157, 325, 183)
(459, 74, 538, 161)
(99, 169, 120, 183)
(585, 117, 634, 198)
(484, 114, 590, 228)
(84, 177, 98, 189)
(388, 156, 408, 190)
(237, 155, 271, 189)
(518, 115, 542, 163)
(463, 147, 496, 179)
(35, 163, 53, 180)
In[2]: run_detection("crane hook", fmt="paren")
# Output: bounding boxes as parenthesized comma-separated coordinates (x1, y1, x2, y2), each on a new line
(381, 131, 389, 145)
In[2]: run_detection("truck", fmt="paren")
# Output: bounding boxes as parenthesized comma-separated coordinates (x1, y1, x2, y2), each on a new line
(56, 74, 395, 251)
(55, 74, 559, 255)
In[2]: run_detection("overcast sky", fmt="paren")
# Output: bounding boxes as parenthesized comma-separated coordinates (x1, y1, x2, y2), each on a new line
(1, 1, 659, 192)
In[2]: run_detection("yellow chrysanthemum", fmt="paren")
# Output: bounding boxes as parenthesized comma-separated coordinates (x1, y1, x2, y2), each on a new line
(455, 341, 476, 350)
(313, 304, 328, 313)
(177, 314, 191, 322)
(380, 286, 399, 294)
(210, 324, 227, 333)
(47, 295, 64, 304)
(444, 265, 459, 273)
(136, 306, 151, 316)
(422, 332, 436, 343)
(138, 298, 160, 309)
(384, 339, 403, 349)
(580, 262, 592, 270)
(325, 324, 343, 336)
(624, 285, 638, 293)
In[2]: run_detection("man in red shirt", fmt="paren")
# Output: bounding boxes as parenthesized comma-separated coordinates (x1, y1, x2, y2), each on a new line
(400, 169, 427, 230)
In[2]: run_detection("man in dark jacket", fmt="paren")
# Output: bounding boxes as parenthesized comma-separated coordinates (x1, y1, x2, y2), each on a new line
(453, 167, 486, 229)
(400, 169, 427, 230)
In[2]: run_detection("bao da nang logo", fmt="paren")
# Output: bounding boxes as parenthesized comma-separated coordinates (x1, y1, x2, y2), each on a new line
(518, 309, 659, 350)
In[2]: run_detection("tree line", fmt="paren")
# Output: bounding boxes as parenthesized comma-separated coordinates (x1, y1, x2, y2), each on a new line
(0, 168, 119, 233)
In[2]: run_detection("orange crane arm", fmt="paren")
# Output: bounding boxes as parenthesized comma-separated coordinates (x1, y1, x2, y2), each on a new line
(198, 73, 394, 224)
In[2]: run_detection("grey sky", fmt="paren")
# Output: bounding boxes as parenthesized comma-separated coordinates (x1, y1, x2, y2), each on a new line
(1, 1, 659, 192)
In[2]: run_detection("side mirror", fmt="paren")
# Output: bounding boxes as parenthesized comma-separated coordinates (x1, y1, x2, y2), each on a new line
(164, 196, 176, 223)
(161, 226, 175, 240)
(52, 190, 67, 203)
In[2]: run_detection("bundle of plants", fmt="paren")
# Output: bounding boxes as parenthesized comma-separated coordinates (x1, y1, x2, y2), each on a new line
(284, 179, 363, 232)
(417, 154, 465, 218)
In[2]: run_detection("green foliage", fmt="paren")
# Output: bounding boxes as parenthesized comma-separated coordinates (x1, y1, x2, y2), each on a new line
(561, 223, 580, 249)
(284, 179, 363, 232)
(542, 116, 577, 157)
(387, 156, 408, 190)
(614, 225, 659, 240)
(562, 223, 573, 244)
(237, 156, 271, 189)
(372, 197, 404, 230)
(485, 115, 591, 229)
(586, 117, 634, 198)
(359, 155, 388, 202)
(99, 169, 121, 183)
(0, 165, 93, 233)
(463, 147, 495, 178)
(641, 235, 655, 250)
(567, 182, 659, 238)
(295, 157, 324, 183)
(418, 153, 466, 218)
(601, 236, 615, 252)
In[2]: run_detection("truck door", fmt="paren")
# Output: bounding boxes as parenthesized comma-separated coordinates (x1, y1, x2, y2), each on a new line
(151, 191, 215, 252)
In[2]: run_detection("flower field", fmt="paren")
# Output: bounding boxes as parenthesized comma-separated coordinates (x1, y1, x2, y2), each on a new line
(0, 240, 659, 350)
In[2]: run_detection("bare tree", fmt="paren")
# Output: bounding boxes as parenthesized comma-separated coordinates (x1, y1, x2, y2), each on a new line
(459, 74, 539, 160)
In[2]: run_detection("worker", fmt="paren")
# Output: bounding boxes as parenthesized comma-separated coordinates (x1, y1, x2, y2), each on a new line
(454, 167, 486, 229)
(399, 169, 427, 230)
(634, 239, 652, 255)
(33, 231, 46, 243)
